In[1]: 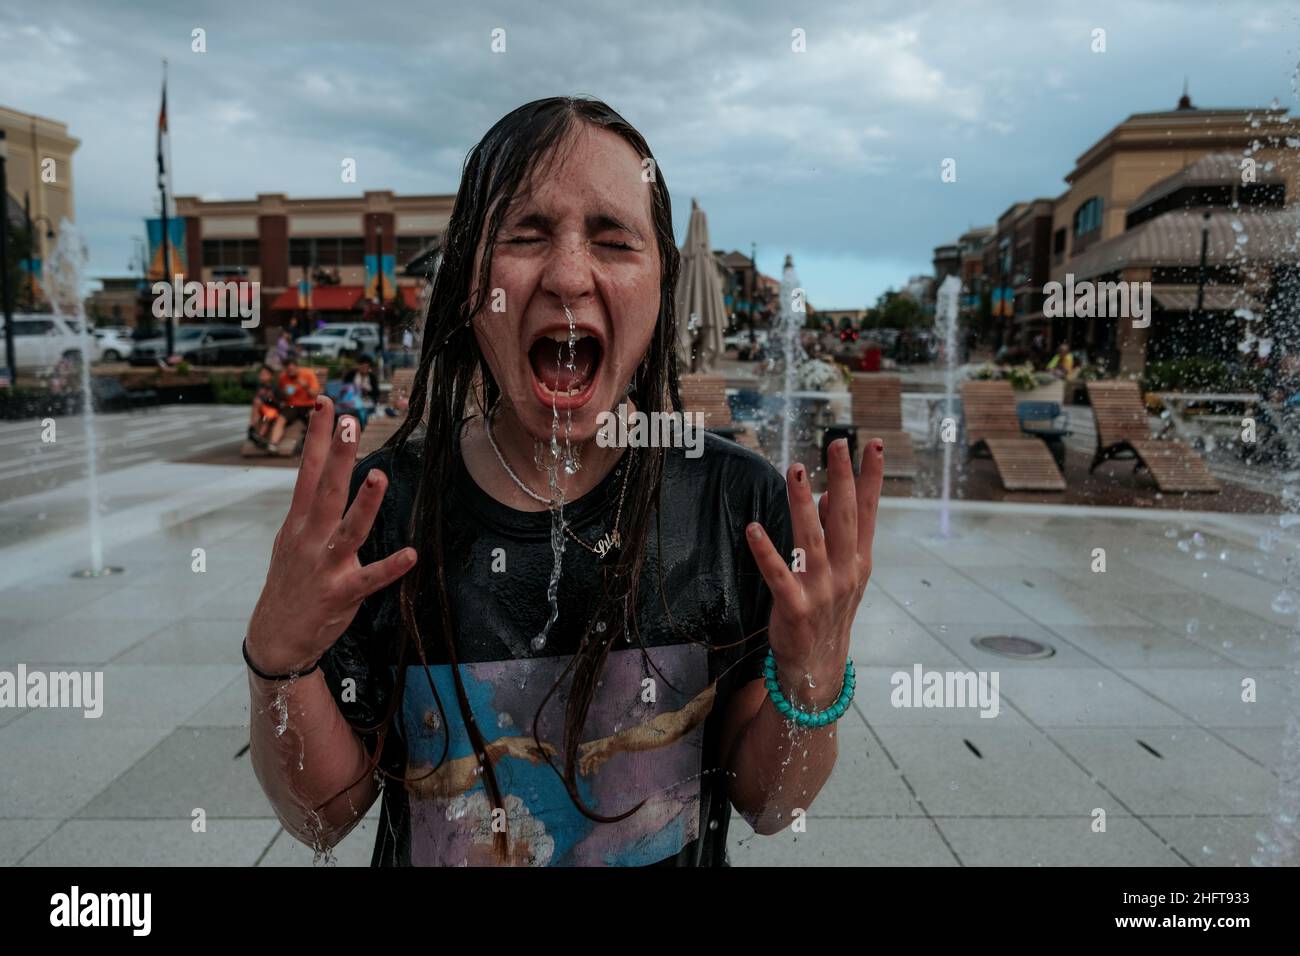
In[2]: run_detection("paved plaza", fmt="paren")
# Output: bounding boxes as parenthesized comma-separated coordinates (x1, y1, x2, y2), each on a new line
(0, 452, 1296, 866)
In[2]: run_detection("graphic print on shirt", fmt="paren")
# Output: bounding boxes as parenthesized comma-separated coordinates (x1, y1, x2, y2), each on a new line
(399, 643, 712, 866)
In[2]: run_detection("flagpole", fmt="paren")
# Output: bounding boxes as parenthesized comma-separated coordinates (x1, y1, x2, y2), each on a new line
(158, 58, 174, 360)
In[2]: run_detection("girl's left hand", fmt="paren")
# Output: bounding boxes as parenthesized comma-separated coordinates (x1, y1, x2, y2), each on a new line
(745, 437, 884, 708)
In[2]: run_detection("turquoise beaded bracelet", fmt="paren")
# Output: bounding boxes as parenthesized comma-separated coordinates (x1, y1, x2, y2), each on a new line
(763, 650, 856, 728)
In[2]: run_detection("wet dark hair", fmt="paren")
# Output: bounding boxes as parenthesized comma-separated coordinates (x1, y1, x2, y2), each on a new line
(327, 96, 687, 858)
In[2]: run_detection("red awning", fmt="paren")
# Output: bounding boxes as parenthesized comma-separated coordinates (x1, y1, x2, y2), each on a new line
(269, 284, 423, 312)
(269, 285, 365, 312)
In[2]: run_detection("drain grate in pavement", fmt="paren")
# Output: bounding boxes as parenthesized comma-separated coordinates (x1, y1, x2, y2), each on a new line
(971, 634, 1055, 660)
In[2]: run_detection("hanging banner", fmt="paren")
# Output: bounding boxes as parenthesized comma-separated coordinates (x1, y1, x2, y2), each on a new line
(20, 256, 44, 303)
(364, 253, 396, 301)
(146, 218, 188, 281)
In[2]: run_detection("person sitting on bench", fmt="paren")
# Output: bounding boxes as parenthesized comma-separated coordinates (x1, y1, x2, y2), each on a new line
(337, 353, 378, 428)
(268, 355, 321, 452)
(248, 364, 283, 453)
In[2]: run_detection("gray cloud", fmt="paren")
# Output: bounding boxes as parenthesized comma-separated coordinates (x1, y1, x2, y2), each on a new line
(4, 0, 1299, 306)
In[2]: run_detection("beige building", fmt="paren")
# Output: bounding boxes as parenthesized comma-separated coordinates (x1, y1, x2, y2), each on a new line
(1, 105, 80, 304)
(1050, 92, 1300, 372)
(174, 190, 453, 333)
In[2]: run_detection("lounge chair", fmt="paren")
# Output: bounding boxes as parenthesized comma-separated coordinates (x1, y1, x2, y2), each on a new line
(960, 380, 1067, 492)
(849, 374, 917, 479)
(1085, 380, 1220, 493)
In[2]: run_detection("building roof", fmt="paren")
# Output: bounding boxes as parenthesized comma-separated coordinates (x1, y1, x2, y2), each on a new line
(1151, 285, 1265, 313)
(1054, 207, 1300, 282)
(714, 250, 754, 269)
(1064, 104, 1297, 185)
(1130, 152, 1285, 211)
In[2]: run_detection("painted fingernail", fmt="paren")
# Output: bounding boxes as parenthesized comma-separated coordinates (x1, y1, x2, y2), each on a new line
(747, 523, 763, 540)
(872, 439, 884, 455)
(365, 469, 378, 487)
(315, 398, 323, 410)
(793, 464, 805, 483)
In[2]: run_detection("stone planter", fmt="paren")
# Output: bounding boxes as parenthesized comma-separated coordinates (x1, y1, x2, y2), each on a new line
(1014, 380, 1065, 405)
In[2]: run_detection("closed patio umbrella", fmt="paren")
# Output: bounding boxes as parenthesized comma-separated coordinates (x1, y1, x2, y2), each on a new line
(675, 199, 727, 373)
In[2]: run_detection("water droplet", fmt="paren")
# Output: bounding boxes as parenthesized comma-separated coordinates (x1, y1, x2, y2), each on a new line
(1271, 591, 1297, 615)
(1187, 618, 1199, 636)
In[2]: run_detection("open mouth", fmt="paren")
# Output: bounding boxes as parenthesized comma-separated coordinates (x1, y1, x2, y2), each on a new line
(527, 332, 603, 408)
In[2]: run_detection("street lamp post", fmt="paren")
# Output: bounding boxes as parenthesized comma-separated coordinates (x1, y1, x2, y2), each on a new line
(1, 130, 15, 388)
(1194, 210, 1211, 324)
(372, 223, 387, 362)
(159, 187, 174, 360)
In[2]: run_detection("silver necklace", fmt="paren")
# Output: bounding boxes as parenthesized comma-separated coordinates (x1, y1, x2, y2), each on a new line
(484, 409, 551, 506)
(483, 409, 630, 558)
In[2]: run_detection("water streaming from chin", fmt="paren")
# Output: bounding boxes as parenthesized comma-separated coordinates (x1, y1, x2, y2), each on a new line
(531, 305, 581, 652)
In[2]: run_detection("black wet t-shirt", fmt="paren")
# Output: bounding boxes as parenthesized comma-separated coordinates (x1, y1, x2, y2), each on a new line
(320, 424, 794, 867)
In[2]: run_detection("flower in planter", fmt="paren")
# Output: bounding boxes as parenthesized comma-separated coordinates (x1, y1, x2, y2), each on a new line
(796, 358, 841, 391)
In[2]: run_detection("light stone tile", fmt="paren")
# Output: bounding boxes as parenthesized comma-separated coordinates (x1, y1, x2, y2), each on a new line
(728, 816, 957, 866)
(935, 816, 1182, 866)
(18, 818, 279, 866)
(1050, 728, 1278, 816)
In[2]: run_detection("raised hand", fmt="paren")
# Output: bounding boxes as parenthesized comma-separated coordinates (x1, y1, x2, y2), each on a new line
(744, 437, 884, 708)
(245, 396, 416, 676)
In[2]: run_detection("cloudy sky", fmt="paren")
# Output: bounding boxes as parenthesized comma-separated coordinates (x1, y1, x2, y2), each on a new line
(3, 0, 1299, 307)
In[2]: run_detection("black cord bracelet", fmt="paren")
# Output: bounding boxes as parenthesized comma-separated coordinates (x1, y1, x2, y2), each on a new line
(242, 636, 321, 682)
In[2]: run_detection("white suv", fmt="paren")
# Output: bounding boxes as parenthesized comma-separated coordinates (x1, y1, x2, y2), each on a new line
(294, 323, 382, 360)
(0, 314, 102, 370)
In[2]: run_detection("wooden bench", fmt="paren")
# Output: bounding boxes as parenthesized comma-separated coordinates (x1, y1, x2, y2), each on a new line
(1087, 381, 1220, 493)
(961, 380, 1066, 492)
(678, 374, 760, 452)
(849, 374, 916, 479)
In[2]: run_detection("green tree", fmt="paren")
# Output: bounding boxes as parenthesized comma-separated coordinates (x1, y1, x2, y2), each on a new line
(874, 290, 924, 329)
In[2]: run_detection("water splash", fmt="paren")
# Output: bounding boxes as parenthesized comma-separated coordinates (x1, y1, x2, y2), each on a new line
(776, 255, 806, 474)
(531, 304, 580, 652)
(1255, 498, 1300, 865)
(46, 222, 106, 574)
(935, 275, 963, 538)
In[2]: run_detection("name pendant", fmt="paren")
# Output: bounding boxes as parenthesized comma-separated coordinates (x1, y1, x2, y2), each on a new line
(594, 530, 621, 558)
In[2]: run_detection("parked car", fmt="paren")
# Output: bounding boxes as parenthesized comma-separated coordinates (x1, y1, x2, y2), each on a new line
(0, 314, 101, 370)
(294, 322, 382, 360)
(128, 324, 261, 367)
(93, 327, 135, 362)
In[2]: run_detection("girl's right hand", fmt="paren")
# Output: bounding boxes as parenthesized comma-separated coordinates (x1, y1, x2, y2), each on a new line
(245, 396, 416, 676)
